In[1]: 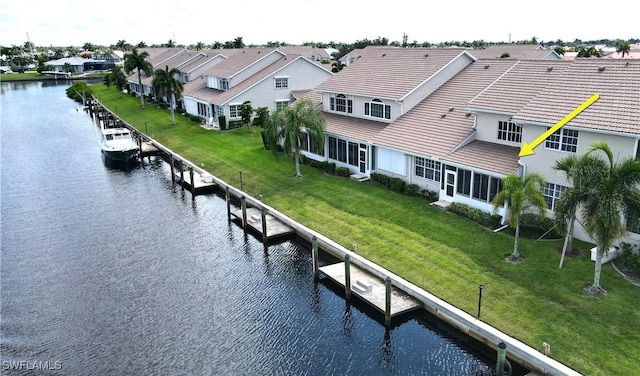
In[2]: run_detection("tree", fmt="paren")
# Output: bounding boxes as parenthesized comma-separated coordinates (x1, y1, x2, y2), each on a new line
(263, 99, 326, 177)
(194, 42, 205, 51)
(331, 60, 345, 73)
(615, 39, 630, 57)
(123, 49, 153, 108)
(105, 66, 127, 91)
(577, 45, 602, 58)
(575, 142, 640, 295)
(552, 155, 582, 268)
(151, 65, 183, 125)
(553, 46, 565, 56)
(239, 100, 253, 132)
(233, 37, 245, 49)
(492, 173, 547, 261)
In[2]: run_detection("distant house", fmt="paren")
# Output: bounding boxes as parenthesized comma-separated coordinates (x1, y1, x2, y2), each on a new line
(44, 56, 113, 73)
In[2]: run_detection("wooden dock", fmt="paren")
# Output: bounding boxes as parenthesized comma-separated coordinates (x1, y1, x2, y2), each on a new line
(231, 207, 295, 240)
(174, 169, 217, 193)
(319, 262, 422, 317)
(140, 141, 161, 157)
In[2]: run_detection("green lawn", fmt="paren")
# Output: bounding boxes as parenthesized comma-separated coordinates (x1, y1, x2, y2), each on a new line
(91, 84, 640, 376)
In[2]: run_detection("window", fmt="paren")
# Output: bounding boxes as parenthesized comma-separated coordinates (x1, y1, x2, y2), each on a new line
(215, 105, 224, 118)
(545, 128, 579, 153)
(218, 78, 228, 91)
(456, 169, 472, 196)
(275, 77, 288, 89)
(626, 216, 640, 234)
(337, 139, 347, 162)
(276, 100, 289, 110)
(415, 157, 441, 182)
(328, 136, 354, 164)
(229, 104, 241, 118)
(497, 121, 522, 143)
(300, 133, 324, 156)
(364, 99, 391, 120)
(330, 94, 353, 114)
(348, 142, 358, 166)
(542, 183, 567, 211)
(472, 173, 502, 203)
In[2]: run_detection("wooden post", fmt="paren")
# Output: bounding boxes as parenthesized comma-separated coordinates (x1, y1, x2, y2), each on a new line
(189, 166, 195, 197)
(138, 135, 144, 167)
(170, 154, 175, 185)
(496, 341, 507, 376)
(261, 207, 267, 242)
(225, 186, 231, 221)
(344, 254, 351, 299)
(385, 276, 392, 326)
(179, 160, 184, 190)
(241, 196, 247, 233)
(312, 236, 319, 280)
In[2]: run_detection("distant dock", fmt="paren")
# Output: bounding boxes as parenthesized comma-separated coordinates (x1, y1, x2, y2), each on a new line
(230, 206, 295, 241)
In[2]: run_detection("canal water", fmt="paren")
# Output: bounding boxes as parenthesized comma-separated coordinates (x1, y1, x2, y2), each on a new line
(1, 81, 523, 375)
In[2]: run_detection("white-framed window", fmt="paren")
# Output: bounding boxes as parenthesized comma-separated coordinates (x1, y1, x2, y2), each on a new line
(472, 173, 502, 203)
(542, 183, 567, 211)
(215, 105, 224, 118)
(545, 128, 579, 153)
(275, 77, 289, 89)
(364, 98, 391, 120)
(218, 78, 229, 91)
(229, 104, 241, 118)
(497, 121, 522, 143)
(276, 100, 289, 110)
(415, 157, 441, 182)
(300, 132, 324, 156)
(329, 94, 353, 114)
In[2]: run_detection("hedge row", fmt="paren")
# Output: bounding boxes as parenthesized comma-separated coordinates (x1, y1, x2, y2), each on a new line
(448, 202, 502, 229)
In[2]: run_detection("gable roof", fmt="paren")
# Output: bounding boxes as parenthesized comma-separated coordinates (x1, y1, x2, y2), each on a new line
(468, 44, 560, 60)
(315, 46, 475, 100)
(204, 48, 281, 78)
(467, 60, 572, 114)
(512, 59, 640, 135)
(371, 59, 520, 172)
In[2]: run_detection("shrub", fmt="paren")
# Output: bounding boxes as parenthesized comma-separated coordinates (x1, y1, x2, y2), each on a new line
(404, 184, 420, 196)
(448, 203, 501, 228)
(620, 243, 640, 278)
(229, 119, 244, 129)
(421, 189, 439, 202)
(218, 115, 227, 130)
(335, 167, 351, 177)
(388, 177, 406, 193)
(253, 107, 269, 127)
(371, 172, 389, 188)
(65, 81, 92, 103)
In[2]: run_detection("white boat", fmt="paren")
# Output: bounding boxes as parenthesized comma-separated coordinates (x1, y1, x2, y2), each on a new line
(99, 127, 139, 161)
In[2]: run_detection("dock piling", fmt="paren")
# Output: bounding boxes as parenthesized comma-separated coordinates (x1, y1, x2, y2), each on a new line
(496, 341, 512, 376)
(261, 207, 267, 242)
(179, 160, 184, 190)
(240, 196, 247, 233)
(312, 236, 319, 280)
(385, 276, 392, 326)
(344, 254, 352, 299)
(189, 166, 195, 197)
(226, 186, 231, 221)
(170, 155, 175, 185)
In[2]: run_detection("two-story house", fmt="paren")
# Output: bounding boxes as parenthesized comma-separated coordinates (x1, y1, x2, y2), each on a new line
(182, 48, 333, 125)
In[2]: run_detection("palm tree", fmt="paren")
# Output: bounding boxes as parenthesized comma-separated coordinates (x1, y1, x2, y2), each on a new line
(577, 142, 640, 295)
(124, 49, 153, 108)
(331, 60, 345, 73)
(152, 65, 183, 125)
(553, 155, 580, 268)
(615, 40, 630, 58)
(194, 42, 205, 51)
(492, 173, 547, 261)
(104, 66, 128, 92)
(263, 99, 326, 177)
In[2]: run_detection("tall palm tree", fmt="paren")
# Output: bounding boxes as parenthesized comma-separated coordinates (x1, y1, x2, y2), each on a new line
(123, 49, 153, 108)
(615, 40, 631, 58)
(151, 65, 183, 126)
(263, 99, 326, 177)
(578, 142, 640, 295)
(553, 155, 579, 268)
(492, 173, 547, 261)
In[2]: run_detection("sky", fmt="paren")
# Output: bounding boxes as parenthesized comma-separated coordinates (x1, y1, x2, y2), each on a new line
(1, 0, 638, 48)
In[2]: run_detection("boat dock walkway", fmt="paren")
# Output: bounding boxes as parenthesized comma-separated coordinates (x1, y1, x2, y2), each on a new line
(319, 262, 422, 317)
(230, 207, 295, 240)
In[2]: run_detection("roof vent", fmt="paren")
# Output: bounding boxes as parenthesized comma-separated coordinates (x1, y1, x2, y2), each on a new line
(441, 114, 446, 118)
(484, 64, 490, 69)
(598, 66, 605, 72)
(382, 53, 386, 57)
(465, 112, 472, 117)
(547, 66, 553, 72)
(449, 107, 454, 112)
(424, 53, 429, 57)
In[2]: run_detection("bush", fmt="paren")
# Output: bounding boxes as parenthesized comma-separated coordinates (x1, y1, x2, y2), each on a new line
(448, 203, 501, 228)
(388, 177, 406, 193)
(229, 119, 244, 129)
(403, 184, 420, 196)
(335, 167, 351, 177)
(421, 189, 439, 202)
(620, 243, 640, 278)
(371, 172, 389, 188)
(65, 81, 92, 103)
(218, 115, 227, 130)
(253, 107, 269, 127)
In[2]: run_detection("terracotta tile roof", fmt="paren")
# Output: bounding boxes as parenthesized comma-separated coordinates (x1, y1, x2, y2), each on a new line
(324, 112, 389, 141)
(277, 46, 331, 60)
(372, 60, 518, 160)
(512, 59, 640, 135)
(467, 45, 559, 60)
(185, 55, 312, 105)
(204, 48, 280, 78)
(446, 141, 521, 174)
(468, 60, 572, 114)
(296, 90, 322, 108)
(315, 46, 473, 100)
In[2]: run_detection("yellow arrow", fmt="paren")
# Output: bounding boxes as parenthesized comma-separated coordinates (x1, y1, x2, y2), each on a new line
(519, 93, 600, 157)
